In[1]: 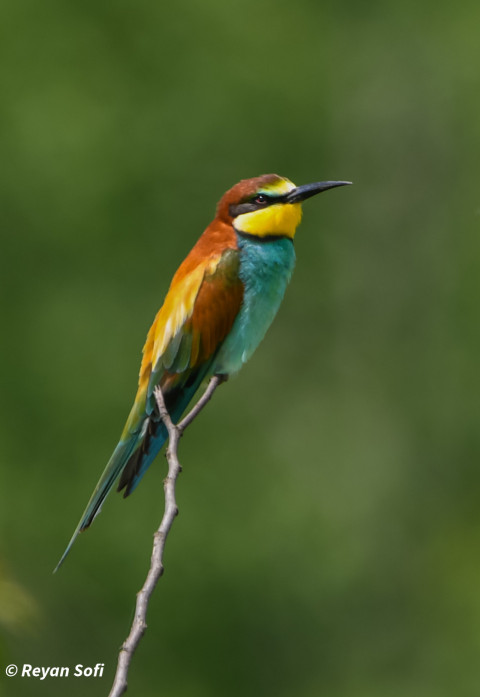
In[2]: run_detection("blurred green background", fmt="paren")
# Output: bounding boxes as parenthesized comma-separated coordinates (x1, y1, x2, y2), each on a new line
(1, 0, 480, 695)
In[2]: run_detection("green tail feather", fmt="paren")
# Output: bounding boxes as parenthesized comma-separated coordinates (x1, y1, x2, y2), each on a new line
(54, 364, 212, 572)
(53, 428, 145, 572)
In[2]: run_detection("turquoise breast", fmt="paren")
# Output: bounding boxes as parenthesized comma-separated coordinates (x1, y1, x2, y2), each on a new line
(214, 234, 296, 375)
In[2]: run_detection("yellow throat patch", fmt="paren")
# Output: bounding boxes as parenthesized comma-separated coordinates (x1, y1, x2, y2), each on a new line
(234, 202, 302, 239)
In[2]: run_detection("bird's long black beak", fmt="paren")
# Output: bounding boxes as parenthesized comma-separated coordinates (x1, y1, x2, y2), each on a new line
(286, 180, 352, 204)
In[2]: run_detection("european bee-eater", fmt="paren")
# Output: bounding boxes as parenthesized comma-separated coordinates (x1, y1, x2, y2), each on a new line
(56, 174, 350, 569)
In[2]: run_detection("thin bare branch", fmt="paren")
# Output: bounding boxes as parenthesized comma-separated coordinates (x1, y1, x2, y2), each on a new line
(178, 374, 225, 430)
(108, 375, 223, 697)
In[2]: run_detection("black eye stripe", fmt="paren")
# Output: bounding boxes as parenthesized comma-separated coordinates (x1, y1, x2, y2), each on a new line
(229, 202, 257, 217)
(229, 192, 288, 218)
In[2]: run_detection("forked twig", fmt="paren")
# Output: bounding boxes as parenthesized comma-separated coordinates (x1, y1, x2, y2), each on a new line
(108, 375, 224, 697)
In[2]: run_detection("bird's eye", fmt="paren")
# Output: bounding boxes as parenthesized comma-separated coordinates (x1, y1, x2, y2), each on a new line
(254, 194, 268, 205)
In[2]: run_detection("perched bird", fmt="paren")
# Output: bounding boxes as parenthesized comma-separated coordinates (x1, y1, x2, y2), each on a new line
(56, 174, 350, 569)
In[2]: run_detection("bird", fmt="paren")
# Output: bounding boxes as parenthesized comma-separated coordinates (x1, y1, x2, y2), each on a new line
(55, 173, 351, 570)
